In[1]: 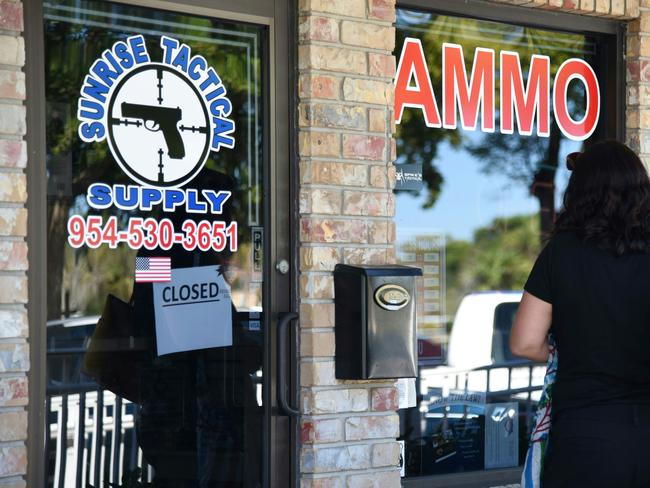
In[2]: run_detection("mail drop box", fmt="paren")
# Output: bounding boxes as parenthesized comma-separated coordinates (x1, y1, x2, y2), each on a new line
(334, 264, 422, 379)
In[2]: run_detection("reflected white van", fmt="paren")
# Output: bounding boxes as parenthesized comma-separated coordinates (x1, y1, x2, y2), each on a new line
(421, 291, 545, 398)
(448, 291, 522, 370)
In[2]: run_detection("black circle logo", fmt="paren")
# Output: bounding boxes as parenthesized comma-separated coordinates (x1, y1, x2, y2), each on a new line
(106, 64, 211, 187)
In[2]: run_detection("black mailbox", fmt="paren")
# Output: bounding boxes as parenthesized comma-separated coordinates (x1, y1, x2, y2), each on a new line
(334, 264, 422, 379)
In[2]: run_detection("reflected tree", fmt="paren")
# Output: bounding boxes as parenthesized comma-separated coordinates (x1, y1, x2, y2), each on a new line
(395, 11, 594, 238)
(45, 5, 262, 319)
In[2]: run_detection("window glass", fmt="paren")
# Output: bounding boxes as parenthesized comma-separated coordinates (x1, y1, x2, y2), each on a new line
(394, 9, 611, 478)
(43, 2, 266, 486)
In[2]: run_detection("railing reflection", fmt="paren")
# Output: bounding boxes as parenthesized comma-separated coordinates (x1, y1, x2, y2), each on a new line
(46, 316, 264, 487)
(419, 360, 546, 433)
(43, 317, 264, 488)
(46, 389, 152, 488)
(400, 360, 546, 477)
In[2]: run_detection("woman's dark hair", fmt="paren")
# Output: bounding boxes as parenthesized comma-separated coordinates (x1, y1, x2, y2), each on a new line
(553, 139, 650, 255)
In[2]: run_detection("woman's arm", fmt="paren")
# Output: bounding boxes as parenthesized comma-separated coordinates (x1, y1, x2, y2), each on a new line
(510, 291, 553, 362)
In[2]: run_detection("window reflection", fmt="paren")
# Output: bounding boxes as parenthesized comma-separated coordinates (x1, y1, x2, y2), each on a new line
(44, 2, 266, 486)
(395, 9, 605, 478)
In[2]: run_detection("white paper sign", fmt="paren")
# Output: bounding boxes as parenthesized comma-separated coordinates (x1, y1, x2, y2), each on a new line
(153, 265, 232, 355)
(397, 378, 417, 409)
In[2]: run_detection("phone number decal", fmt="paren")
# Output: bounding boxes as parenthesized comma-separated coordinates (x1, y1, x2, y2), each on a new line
(67, 215, 238, 252)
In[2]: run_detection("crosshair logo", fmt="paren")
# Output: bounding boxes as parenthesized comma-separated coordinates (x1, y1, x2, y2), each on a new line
(107, 64, 211, 187)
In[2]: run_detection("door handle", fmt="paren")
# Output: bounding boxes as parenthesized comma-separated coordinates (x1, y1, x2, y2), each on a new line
(277, 312, 299, 417)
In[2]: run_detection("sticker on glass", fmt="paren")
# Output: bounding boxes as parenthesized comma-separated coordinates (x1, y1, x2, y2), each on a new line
(153, 265, 232, 355)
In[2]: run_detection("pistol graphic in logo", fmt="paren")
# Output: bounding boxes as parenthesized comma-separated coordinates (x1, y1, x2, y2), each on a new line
(120, 102, 185, 159)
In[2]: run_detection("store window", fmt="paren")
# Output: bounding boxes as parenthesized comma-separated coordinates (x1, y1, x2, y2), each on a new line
(393, 7, 618, 481)
(43, 1, 267, 486)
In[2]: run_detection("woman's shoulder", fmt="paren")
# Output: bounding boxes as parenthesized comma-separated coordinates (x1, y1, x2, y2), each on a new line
(550, 229, 650, 259)
(545, 229, 580, 250)
(543, 230, 597, 262)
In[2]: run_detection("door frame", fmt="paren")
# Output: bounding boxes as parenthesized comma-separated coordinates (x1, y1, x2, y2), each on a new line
(23, 0, 297, 486)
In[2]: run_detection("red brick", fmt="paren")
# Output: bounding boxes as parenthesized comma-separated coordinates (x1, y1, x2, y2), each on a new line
(628, 60, 640, 82)
(0, 376, 27, 406)
(342, 135, 385, 160)
(301, 420, 314, 443)
(369, 0, 396, 21)
(371, 387, 398, 411)
(301, 418, 342, 443)
(300, 75, 340, 100)
(0, 1, 23, 31)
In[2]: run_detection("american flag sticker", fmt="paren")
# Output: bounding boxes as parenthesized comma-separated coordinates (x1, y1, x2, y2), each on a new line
(135, 257, 172, 283)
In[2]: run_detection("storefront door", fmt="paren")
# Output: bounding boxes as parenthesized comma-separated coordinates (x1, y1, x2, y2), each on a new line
(37, 0, 294, 486)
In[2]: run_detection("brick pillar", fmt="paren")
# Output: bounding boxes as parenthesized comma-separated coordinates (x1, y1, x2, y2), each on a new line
(626, 2, 650, 168)
(0, 0, 29, 486)
(486, 0, 635, 15)
(297, 0, 400, 486)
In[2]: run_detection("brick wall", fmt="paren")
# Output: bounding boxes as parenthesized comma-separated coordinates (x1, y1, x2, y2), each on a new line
(0, 0, 28, 486)
(487, 0, 638, 16)
(297, 0, 644, 487)
(626, 1, 650, 167)
(297, 0, 401, 486)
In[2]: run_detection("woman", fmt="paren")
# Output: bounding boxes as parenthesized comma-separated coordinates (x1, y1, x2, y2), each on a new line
(510, 140, 650, 488)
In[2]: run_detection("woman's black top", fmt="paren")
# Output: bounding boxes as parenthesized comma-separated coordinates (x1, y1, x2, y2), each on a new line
(524, 230, 650, 414)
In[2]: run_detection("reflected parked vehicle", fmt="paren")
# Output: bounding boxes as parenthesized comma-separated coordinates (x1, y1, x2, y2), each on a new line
(401, 291, 546, 477)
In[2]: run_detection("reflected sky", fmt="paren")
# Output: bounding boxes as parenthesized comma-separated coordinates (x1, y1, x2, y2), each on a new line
(395, 130, 579, 241)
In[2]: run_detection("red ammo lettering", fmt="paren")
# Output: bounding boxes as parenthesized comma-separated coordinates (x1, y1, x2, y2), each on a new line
(394, 37, 600, 141)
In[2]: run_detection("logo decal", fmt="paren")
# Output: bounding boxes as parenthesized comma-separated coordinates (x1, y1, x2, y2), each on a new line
(70, 35, 239, 252)
(78, 35, 235, 188)
(374, 284, 411, 311)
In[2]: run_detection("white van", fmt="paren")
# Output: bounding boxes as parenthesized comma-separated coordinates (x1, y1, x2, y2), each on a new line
(421, 291, 545, 397)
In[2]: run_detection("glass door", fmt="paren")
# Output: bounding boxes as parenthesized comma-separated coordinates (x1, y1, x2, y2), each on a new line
(41, 1, 291, 486)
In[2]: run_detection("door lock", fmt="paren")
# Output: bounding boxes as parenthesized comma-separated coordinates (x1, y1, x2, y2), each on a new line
(275, 259, 290, 275)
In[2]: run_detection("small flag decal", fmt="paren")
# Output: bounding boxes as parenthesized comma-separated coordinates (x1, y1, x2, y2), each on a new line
(135, 257, 171, 283)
